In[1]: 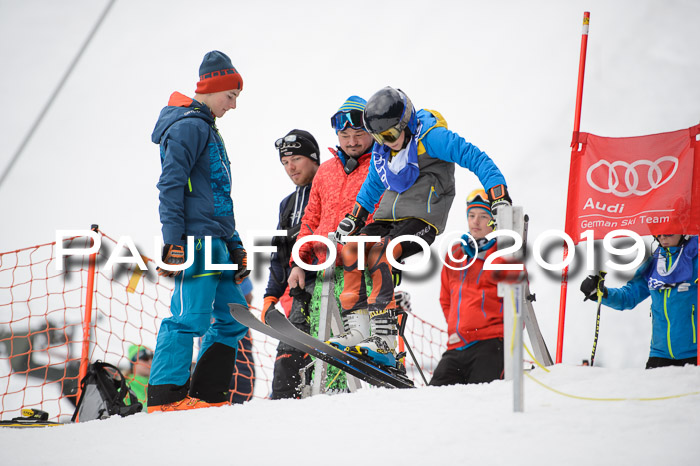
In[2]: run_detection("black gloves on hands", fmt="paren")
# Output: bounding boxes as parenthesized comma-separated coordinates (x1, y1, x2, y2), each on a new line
(159, 241, 250, 283)
(336, 215, 365, 242)
(335, 202, 370, 243)
(228, 243, 250, 284)
(580, 271, 608, 302)
(158, 244, 185, 277)
(394, 290, 412, 314)
(487, 184, 512, 216)
(289, 285, 313, 320)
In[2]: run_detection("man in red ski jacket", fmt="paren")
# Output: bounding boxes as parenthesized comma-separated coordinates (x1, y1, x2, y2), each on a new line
(430, 189, 505, 385)
(282, 96, 376, 391)
(287, 96, 375, 274)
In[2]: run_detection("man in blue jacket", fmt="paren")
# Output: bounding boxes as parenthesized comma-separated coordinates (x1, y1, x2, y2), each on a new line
(331, 86, 511, 367)
(148, 50, 250, 412)
(581, 234, 698, 368)
(262, 129, 320, 399)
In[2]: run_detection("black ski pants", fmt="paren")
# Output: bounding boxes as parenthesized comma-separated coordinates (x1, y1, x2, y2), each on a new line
(270, 281, 315, 399)
(429, 338, 504, 386)
(645, 356, 697, 369)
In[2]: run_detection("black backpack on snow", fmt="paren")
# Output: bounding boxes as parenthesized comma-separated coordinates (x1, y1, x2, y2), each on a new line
(71, 360, 142, 422)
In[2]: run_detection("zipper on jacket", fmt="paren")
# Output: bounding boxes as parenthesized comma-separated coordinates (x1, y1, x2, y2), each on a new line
(392, 193, 400, 220)
(663, 288, 675, 359)
(187, 178, 193, 193)
(213, 127, 231, 183)
(427, 185, 437, 213)
(692, 305, 697, 344)
(455, 271, 468, 346)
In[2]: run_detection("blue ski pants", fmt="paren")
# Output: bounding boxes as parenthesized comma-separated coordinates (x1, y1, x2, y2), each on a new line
(149, 237, 248, 387)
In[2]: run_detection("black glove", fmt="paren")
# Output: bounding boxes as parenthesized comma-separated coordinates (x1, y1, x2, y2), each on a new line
(158, 243, 185, 277)
(289, 285, 313, 320)
(335, 202, 369, 242)
(580, 272, 608, 302)
(394, 290, 412, 314)
(228, 243, 250, 284)
(487, 184, 512, 216)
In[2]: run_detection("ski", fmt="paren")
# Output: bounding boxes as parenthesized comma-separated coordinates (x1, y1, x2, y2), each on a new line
(265, 308, 414, 388)
(229, 304, 414, 389)
(229, 303, 391, 388)
(0, 409, 62, 428)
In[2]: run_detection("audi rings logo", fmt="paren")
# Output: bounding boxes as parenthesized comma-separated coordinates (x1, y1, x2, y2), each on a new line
(586, 156, 679, 197)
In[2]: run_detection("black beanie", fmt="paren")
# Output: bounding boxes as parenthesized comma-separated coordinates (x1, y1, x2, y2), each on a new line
(277, 129, 320, 164)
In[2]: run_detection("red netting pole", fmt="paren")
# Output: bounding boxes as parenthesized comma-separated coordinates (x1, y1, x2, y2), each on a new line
(556, 11, 590, 364)
(76, 225, 100, 401)
(397, 313, 406, 354)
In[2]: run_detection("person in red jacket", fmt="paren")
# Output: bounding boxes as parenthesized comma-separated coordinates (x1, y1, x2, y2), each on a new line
(429, 188, 504, 385)
(281, 96, 376, 391)
(286, 96, 375, 278)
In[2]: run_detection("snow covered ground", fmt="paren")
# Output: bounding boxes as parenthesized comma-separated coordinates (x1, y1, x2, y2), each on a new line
(1, 0, 700, 463)
(3, 365, 699, 465)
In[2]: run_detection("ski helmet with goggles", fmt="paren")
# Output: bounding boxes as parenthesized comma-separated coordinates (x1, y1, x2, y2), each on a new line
(363, 87, 418, 145)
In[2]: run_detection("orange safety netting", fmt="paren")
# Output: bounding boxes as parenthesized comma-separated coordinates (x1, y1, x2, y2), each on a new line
(1, 232, 447, 422)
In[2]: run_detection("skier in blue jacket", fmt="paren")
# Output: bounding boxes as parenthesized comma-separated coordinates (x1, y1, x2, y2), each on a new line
(581, 234, 698, 368)
(148, 50, 250, 412)
(331, 86, 511, 367)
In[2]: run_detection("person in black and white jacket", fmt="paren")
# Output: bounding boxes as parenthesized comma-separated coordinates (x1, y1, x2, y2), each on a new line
(263, 129, 320, 399)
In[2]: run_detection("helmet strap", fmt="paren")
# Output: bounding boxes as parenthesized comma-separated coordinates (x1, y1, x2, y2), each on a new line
(400, 128, 412, 150)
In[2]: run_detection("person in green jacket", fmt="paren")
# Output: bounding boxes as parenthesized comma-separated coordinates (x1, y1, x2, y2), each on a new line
(125, 345, 153, 411)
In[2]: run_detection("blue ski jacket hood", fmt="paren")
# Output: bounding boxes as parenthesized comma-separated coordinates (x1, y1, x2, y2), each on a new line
(152, 92, 240, 247)
(152, 93, 215, 144)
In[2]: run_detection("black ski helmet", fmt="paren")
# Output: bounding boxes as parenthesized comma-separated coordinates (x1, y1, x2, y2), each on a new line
(363, 87, 418, 145)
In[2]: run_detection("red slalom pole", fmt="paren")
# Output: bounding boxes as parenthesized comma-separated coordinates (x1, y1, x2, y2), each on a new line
(571, 11, 590, 147)
(556, 11, 590, 364)
(76, 225, 100, 404)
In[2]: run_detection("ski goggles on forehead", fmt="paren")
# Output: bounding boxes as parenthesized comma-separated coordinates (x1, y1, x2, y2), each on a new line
(466, 189, 492, 217)
(275, 135, 302, 150)
(331, 109, 365, 132)
(466, 188, 488, 204)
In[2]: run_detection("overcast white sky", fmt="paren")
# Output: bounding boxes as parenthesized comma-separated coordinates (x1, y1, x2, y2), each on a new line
(1, 0, 699, 368)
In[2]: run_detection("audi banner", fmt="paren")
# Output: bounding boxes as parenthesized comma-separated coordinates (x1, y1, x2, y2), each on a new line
(565, 124, 700, 242)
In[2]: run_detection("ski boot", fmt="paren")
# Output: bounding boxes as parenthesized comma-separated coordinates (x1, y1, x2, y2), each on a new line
(326, 309, 369, 351)
(347, 308, 398, 368)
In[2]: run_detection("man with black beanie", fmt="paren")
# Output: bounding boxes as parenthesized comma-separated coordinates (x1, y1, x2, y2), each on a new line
(262, 129, 320, 398)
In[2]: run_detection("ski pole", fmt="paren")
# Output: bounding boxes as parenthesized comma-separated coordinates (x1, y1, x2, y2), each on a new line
(403, 337, 428, 386)
(397, 310, 428, 385)
(590, 271, 607, 366)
